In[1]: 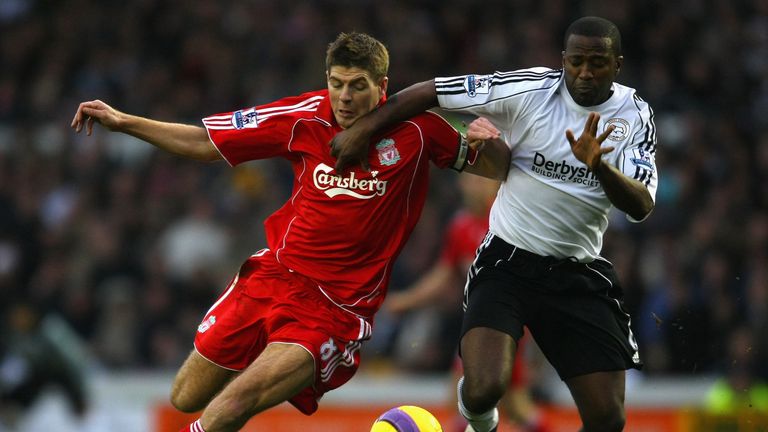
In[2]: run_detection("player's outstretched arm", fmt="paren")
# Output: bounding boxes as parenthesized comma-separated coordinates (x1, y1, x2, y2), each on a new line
(330, 79, 438, 172)
(566, 112, 654, 220)
(463, 117, 510, 181)
(386, 263, 454, 315)
(71, 100, 221, 162)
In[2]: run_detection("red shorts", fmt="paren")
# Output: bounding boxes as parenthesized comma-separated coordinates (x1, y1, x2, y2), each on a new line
(194, 249, 373, 415)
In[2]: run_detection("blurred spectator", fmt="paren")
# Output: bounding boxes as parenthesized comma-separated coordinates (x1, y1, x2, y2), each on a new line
(158, 196, 231, 285)
(0, 301, 89, 428)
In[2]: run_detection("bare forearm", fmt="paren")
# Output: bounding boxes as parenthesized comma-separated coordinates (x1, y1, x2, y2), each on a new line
(118, 114, 219, 161)
(357, 80, 438, 134)
(465, 138, 510, 181)
(389, 264, 454, 313)
(593, 162, 654, 220)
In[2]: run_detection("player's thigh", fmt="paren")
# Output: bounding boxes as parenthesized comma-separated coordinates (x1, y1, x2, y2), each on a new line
(211, 342, 314, 414)
(460, 272, 525, 387)
(171, 350, 237, 411)
(460, 327, 517, 387)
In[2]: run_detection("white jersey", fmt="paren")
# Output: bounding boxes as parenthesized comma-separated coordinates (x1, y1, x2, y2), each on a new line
(436, 67, 658, 261)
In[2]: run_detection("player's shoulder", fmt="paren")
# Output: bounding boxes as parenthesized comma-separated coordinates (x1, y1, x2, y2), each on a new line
(613, 82, 651, 107)
(612, 83, 654, 122)
(296, 89, 329, 100)
(486, 67, 562, 99)
(257, 89, 327, 113)
(250, 89, 330, 126)
(491, 67, 562, 84)
(498, 66, 559, 75)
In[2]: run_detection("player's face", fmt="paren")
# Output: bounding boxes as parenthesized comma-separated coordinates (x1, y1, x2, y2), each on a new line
(562, 35, 623, 106)
(327, 66, 388, 129)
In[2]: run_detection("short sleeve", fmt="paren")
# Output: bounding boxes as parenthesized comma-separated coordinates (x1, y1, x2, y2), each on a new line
(620, 102, 658, 222)
(201, 93, 326, 166)
(434, 68, 561, 127)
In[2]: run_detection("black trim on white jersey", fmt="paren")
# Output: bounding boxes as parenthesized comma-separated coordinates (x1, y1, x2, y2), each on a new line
(633, 94, 657, 154)
(630, 94, 657, 186)
(435, 69, 562, 96)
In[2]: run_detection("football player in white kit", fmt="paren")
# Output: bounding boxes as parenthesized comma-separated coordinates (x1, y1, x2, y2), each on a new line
(331, 16, 657, 432)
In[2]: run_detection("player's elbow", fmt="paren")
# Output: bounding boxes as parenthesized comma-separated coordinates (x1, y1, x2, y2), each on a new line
(190, 141, 223, 162)
(199, 149, 223, 162)
(628, 199, 654, 222)
(495, 158, 511, 181)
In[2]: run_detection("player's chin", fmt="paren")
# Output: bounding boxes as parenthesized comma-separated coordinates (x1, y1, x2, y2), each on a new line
(334, 113, 358, 129)
(572, 88, 602, 106)
(337, 117, 361, 130)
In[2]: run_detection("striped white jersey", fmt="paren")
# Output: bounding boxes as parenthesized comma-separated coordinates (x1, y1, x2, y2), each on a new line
(436, 67, 657, 261)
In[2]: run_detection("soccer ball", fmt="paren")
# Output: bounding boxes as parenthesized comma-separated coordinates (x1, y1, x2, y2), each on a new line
(370, 405, 443, 432)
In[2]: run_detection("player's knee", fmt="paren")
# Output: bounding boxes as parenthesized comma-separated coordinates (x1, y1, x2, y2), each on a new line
(461, 375, 506, 414)
(170, 383, 207, 413)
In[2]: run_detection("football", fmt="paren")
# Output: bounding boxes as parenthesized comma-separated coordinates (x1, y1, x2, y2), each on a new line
(370, 405, 443, 432)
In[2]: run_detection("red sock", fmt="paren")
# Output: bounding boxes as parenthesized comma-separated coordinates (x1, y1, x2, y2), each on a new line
(179, 419, 206, 432)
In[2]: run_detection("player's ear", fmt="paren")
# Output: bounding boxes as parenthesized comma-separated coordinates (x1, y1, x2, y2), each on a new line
(379, 76, 389, 96)
(615, 56, 624, 75)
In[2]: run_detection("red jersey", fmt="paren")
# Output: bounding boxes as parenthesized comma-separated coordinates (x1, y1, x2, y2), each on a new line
(439, 210, 489, 271)
(202, 90, 472, 318)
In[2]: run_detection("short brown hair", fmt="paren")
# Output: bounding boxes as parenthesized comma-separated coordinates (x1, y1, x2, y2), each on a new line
(326, 32, 389, 82)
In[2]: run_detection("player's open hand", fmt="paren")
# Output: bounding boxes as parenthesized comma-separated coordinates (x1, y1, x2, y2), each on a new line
(566, 112, 615, 171)
(466, 117, 501, 152)
(329, 127, 372, 173)
(71, 100, 123, 136)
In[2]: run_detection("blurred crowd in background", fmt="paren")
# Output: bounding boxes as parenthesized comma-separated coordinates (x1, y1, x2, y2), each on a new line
(1, 0, 767, 414)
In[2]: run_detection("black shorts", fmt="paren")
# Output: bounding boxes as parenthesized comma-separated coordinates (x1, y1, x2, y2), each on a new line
(462, 233, 643, 380)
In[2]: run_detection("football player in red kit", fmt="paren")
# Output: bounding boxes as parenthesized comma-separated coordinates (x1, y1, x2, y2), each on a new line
(71, 32, 509, 432)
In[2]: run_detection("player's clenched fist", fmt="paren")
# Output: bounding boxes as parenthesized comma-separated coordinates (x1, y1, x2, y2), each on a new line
(70, 99, 123, 135)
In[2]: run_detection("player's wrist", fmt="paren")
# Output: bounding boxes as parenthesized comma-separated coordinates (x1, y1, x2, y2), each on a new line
(589, 157, 605, 173)
(111, 110, 132, 132)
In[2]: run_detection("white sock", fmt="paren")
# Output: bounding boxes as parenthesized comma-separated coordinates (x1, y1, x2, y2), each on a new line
(456, 376, 499, 432)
